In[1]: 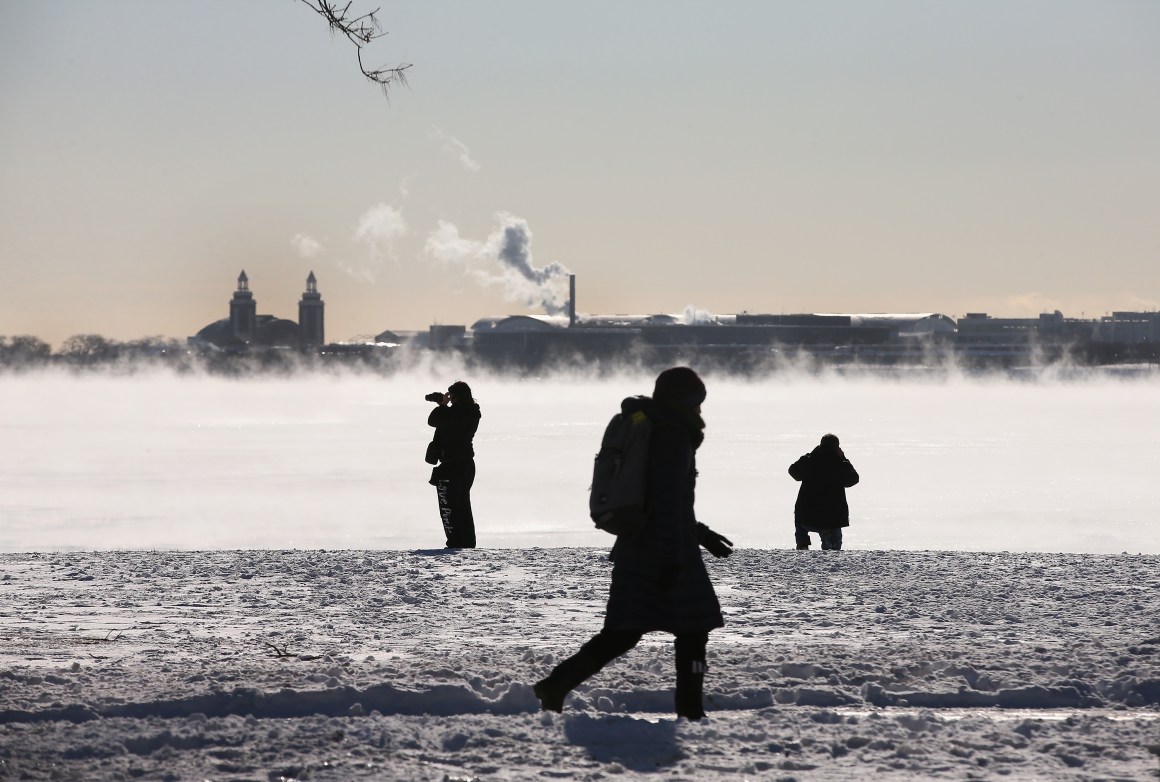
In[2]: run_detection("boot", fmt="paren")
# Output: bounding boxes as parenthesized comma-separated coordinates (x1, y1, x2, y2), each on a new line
(675, 662, 707, 720)
(533, 650, 600, 713)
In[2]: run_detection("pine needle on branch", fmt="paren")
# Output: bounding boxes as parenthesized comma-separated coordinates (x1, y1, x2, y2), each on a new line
(297, 0, 411, 96)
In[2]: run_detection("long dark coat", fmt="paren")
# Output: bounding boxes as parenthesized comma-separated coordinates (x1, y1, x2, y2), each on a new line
(603, 397, 724, 635)
(789, 445, 860, 529)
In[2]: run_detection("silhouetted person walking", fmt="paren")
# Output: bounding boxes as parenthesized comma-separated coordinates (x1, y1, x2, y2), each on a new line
(789, 433, 859, 551)
(427, 381, 481, 548)
(533, 367, 734, 720)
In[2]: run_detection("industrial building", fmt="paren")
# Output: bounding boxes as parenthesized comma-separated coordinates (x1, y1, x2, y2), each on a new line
(188, 271, 1159, 368)
(454, 276, 959, 368)
(449, 278, 1159, 368)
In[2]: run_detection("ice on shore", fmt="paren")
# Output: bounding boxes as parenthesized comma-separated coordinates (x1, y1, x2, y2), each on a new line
(2, 548, 1157, 780)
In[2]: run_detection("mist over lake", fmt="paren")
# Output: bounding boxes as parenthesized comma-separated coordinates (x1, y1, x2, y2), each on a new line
(2, 368, 1157, 554)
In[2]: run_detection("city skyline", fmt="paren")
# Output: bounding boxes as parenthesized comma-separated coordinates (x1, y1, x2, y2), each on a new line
(2, 1, 1158, 348)
(22, 263, 1160, 352)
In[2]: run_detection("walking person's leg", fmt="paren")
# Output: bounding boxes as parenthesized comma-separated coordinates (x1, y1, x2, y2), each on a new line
(794, 524, 812, 550)
(674, 630, 710, 719)
(534, 629, 643, 712)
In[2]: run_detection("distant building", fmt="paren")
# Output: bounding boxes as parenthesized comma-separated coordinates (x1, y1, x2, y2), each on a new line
(374, 330, 404, 345)
(193, 271, 324, 350)
(1095, 311, 1160, 345)
(956, 311, 1097, 346)
(815, 313, 956, 339)
(229, 271, 257, 343)
(428, 324, 469, 350)
(955, 312, 1041, 347)
(463, 310, 899, 367)
(298, 272, 325, 348)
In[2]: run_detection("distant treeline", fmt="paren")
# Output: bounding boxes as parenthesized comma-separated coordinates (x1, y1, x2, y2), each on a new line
(0, 335, 401, 376)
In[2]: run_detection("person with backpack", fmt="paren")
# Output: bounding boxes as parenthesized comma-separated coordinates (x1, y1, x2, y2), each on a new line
(426, 381, 481, 549)
(788, 433, 860, 551)
(533, 366, 733, 720)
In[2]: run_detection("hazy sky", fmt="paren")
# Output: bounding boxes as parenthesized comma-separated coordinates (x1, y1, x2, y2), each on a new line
(2, 1, 1158, 346)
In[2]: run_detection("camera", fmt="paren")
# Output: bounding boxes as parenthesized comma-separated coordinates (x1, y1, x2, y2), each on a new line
(425, 392, 444, 403)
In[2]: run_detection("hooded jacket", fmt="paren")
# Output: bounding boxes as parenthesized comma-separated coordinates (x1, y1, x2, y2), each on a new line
(789, 445, 860, 529)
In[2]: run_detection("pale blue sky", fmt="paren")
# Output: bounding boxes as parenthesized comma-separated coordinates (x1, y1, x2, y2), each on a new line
(2, 1, 1157, 345)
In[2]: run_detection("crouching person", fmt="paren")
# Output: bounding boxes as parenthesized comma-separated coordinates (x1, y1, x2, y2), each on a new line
(789, 433, 859, 551)
(533, 367, 733, 720)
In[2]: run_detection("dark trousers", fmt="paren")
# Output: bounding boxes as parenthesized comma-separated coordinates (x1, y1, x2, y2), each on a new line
(574, 628, 710, 718)
(434, 459, 476, 548)
(795, 525, 842, 550)
(579, 628, 708, 672)
(537, 628, 711, 718)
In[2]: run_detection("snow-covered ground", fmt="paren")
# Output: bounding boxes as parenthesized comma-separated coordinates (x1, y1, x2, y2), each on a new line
(1, 369, 1158, 779)
(2, 548, 1158, 781)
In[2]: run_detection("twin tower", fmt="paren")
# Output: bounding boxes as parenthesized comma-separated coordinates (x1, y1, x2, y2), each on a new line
(229, 270, 324, 348)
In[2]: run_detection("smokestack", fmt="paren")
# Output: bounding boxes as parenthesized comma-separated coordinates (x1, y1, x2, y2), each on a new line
(569, 274, 576, 327)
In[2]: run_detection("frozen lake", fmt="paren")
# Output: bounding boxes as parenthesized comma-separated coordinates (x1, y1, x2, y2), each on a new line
(1, 368, 1157, 554)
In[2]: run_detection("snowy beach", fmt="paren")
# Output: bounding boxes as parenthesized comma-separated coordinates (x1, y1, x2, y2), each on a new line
(1, 548, 1158, 780)
(1, 370, 1159, 779)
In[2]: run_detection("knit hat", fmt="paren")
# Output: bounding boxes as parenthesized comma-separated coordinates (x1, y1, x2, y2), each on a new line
(652, 366, 707, 409)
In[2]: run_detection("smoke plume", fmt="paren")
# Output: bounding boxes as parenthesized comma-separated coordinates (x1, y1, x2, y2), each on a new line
(290, 203, 408, 284)
(291, 233, 323, 259)
(425, 213, 572, 316)
(432, 127, 481, 173)
(680, 305, 717, 325)
(354, 204, 407, 254)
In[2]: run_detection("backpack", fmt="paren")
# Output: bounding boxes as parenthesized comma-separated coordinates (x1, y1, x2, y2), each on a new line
(589, 406, 652, 536)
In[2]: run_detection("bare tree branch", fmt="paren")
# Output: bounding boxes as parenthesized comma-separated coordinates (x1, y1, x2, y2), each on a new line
(264, 640, 294, 658)
(297, 0, 412, 96)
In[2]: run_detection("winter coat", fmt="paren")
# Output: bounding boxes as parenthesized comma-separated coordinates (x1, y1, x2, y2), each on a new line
(428, 402, 481, 464)
(788, 445, 860, 529)
(603, 396, 725, 635)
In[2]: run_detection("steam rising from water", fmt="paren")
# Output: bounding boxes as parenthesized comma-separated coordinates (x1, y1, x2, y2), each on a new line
(1, 368, 1156, 554)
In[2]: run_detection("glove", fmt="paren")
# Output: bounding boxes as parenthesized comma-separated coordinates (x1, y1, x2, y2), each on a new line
(657, 562, 682, 593)
(699, 526, 733, 558)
